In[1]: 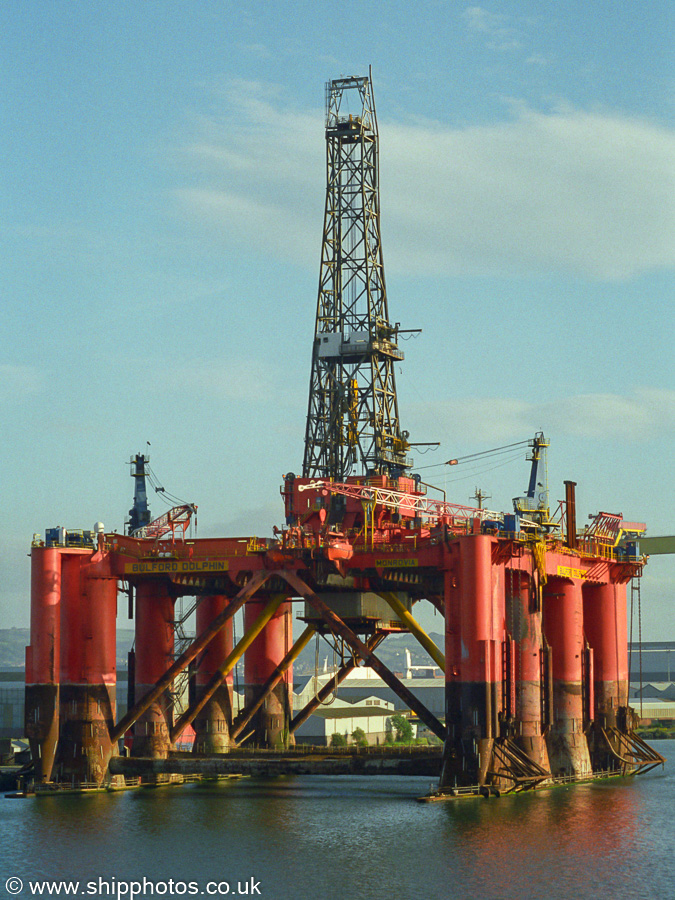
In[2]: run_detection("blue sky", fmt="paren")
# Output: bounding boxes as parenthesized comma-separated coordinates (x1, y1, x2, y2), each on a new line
(1, 1, 673, 638)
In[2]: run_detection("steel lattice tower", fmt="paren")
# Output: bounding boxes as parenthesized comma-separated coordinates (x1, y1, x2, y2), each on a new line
(303, 73, 410, 481)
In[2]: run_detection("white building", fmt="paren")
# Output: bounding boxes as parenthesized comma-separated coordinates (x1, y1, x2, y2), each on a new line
(293, 695, 398, 746)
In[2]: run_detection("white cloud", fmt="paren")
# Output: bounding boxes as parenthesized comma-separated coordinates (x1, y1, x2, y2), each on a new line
(461, 6, 521, 50)
(146, 357, 279, 404)
(174, 81, 675, 280)
(461, 6, 509, 35)
(175, 79, 324, 264)
(0, 364, 42, 401)
(487, 39, 523, 52)
(382, 106, 675, 279)
(410, 388, 675, 444)
(176, 186, 318, 265)
(541, 389, 675, 440)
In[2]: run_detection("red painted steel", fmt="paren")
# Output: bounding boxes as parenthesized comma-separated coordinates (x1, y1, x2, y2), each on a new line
(508, 570, 550, 771)
(543, 577, 592, 776)
(458, 536, 503, 675)
(59, 552, 116, 683)
(197, 595, 234, 687)
(24, 493, 648, 787)
(193, 594, 234, 753)
(81, 568, 117, 686)
(25, 547, 62, 782)
(583, 582, 628, 692)
(28, 548, 61, 685)
(244, 597, 293, 746)
(59, 554, 85, 684)
(244, 598, 294, 684)
(56, 552, 118, 785)
(133, 580, 175, 758)
(545, 579, 583, 682)
(442, 536, 506, 786)
(110, 570, 271, 744)
(583, 581, 630, 766)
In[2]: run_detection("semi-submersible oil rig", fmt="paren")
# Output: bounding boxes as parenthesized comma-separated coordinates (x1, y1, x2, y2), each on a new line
(25, 74, 664, 797)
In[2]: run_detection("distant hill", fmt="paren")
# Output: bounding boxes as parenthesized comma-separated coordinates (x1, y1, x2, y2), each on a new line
(0, 628, 135, 670)
(0, 627, 442, 675)
(293, 630, 443, 676)
(0, 629, 29, 669)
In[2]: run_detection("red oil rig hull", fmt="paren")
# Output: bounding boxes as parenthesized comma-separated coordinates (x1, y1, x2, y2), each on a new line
(24, 490, 663, 794)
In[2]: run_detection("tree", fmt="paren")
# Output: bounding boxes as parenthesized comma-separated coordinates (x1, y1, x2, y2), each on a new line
(390, 713, 414, 743)
(329, 732, 348, 747)
(351, 727, 368, 747)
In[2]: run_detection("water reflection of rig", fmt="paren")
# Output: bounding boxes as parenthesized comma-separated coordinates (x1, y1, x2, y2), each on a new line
(25, 73, 664, 798)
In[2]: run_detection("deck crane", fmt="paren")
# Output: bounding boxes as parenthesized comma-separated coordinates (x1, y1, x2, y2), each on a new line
(130, 504, 197, 541)
(512, 432, 552, 526)
(127, 452, 197, 541)
(127, 453, 152, 534)
(298, 479, 503, 526)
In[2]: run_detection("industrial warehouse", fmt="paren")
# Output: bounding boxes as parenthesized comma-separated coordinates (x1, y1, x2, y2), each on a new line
(14, 74, 668, 799)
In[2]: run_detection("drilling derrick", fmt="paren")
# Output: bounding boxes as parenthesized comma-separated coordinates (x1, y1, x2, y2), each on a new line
(303, 73, 410, 481)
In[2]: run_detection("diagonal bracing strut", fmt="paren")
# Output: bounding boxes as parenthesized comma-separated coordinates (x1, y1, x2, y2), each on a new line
(170, 593, 287, 743)
(110, 570, 271, 744)
(289, 631, 386, 734)
(231, 624, 316, 742)
(280, 570, 446, 740)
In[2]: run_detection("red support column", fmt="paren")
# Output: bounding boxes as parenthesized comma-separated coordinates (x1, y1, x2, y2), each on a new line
(442, 553, 460, 774)
(507, 570, 550, 771)
(133, 581, 175, 758)
(583, 581, 628, 720)
(441, 536, 504, 787)
(56, 553, 118, 785)
(59, 554, 84, 690)
(543, 578, 592, 776)
(193, 594, 234, 753)
(243, 596, 293, 747)
(55, 553, 84, 783)
(25, 547, 61, 782)
(583, 580, 630, 767)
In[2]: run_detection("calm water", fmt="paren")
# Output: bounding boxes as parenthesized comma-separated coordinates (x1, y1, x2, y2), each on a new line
(2, 741, 674, 900)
